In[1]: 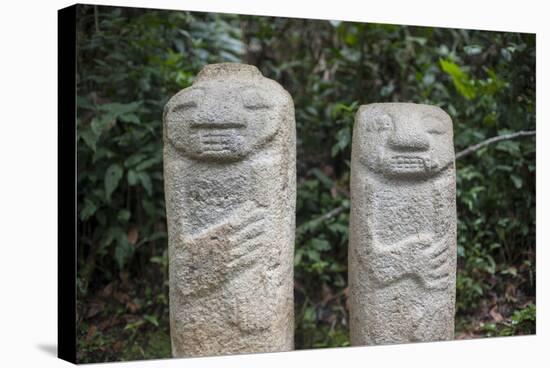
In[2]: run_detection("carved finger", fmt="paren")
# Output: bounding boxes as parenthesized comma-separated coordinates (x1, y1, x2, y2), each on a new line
(231, 218, 267, 244)
(230, 234, 267, 257)
(427, 265, 450, 280)
(430, 251, 449, 268)
(228, 243, 263, 269)
(415, 233, 433, 248)
(428, 241, 448, 258)
(426, 277, 450, 290)
(231, 208, 267, 232)
(399, 233, 432, 251)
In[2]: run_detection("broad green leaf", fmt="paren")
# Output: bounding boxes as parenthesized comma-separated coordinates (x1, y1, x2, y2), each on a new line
(294, 251, 303, 267)
(117, 209, 131, 222)
(119, 113, 140, 124)
(127, 169, 138, 186)
(510, 174, 523, 189)
(77, 96, 96, 110)
(138, 172, 153, 196)
(125, 154, 147, 168)
(307, 249, 321, 262)
(464, 44, 483, 55)
(144, 315, 159, 327)
(98, 101, 141, 115)
(311, 168, 333, 189)
(91, 113, 115, 136)
(115, 242, 131, 270)
(80, 198, 97, 221)
(311, 238, 331, 252)
(105, 164, 123, 202)
(136, 157, 160, 171)
(439, 59, 477, 100)
(79, 129, 98, 151)
(331, 127, 351, 157)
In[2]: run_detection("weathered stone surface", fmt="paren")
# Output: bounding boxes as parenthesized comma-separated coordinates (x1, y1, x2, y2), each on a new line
(163, 63, 296, 357)
(349, 103, 457, 345)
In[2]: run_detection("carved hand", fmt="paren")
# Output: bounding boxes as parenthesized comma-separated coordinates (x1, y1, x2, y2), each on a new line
(368, 233, 449, 289)
(175, 202, 269, 297)
(226, 204, 270, 271)
(410, 233, 451, 290)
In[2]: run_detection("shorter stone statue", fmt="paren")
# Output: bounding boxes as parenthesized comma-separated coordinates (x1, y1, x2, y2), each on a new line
(349, 103, 457, 345)
(163, 63, 296, 357)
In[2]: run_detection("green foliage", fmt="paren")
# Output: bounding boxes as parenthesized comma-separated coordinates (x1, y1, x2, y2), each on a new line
(76, 6, 243, 287)
(439, 59, 477, 100)
(481, 304, 536, 337)
(76, 5, 535, 362)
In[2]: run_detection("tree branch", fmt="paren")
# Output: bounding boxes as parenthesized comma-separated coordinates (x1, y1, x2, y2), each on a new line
(297, 206, 345, 234)
(300, 130, 536, 232)
(455, 130, 535, 160)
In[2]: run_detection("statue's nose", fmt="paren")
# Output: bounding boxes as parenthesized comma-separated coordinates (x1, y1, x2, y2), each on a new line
(202, 104, 233, 125)
(388, 128, 429, 152)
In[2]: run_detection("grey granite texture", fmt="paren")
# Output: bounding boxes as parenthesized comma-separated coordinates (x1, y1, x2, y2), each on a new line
(163, 63, 296, 357)
(349, 103, 457, 346)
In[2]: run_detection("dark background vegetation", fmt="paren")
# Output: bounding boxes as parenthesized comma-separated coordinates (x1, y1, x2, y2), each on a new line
(75, 5, 536, 363)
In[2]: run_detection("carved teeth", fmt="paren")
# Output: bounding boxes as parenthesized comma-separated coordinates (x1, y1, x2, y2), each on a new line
(391, 156, 425, 170)
(200, 129, 237, 151)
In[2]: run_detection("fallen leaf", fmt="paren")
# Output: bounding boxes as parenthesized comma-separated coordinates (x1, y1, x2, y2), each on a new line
(321, 283, 334, 304)
(114, 291, 130, 304)
(86, 325, 97, 340)
(119, 271, 130, 285)
(489, 305, 504, 322)
(101, 282, 114, 298)
(85, 301, 104, 319)
(323, 165, 335, 177)
(113, 341, 124, 352)
(98, 317, 117, 331)
(128, 227, 139, 245)
(343, 287, 349, 311)
(126, 301, 140, 313)
(505, 283, 518, 302)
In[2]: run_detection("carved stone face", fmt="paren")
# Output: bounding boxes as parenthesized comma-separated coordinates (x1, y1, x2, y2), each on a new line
(164, 65, 288, 162)
(356, 103, 454, 179)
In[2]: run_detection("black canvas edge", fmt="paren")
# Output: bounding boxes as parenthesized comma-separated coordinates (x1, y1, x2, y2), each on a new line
(58, 3, 77, 364)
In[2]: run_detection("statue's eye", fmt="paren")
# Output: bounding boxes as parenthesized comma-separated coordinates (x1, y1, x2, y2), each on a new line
(172, 101, 197, 114)
(368, 114, 393, 132)
(427, 128, 445, 135)
(424, 115, 446, 135)
(241, 89, 271, 110)
(170, 88, 204, 114)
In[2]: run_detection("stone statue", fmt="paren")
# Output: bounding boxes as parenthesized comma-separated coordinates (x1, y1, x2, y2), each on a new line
(163, 63, 296, 357)
(349, 103, 457, 345)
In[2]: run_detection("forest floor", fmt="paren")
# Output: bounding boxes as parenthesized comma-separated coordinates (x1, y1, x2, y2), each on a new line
(76, 269, 535, 363)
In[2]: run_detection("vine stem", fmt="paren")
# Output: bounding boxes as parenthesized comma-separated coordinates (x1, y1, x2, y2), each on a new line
(455, 130, 535, 160)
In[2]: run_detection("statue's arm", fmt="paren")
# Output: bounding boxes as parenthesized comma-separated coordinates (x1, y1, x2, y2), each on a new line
(367, 238, 415, 285)
(367, 233, 451, 289)
(173, 224, 232, 298)
(173, 203, 269, 298)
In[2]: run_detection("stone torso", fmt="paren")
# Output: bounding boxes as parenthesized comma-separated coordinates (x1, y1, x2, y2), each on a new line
(349, 103, 457, 345)
(163, 63, 295, 357)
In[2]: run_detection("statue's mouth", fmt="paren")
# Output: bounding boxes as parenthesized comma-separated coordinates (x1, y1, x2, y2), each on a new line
(199, 130, 234, 152)
(389, 155, 426, 172)
(189, 125, 244, 156)
(189, 123, 245, 154)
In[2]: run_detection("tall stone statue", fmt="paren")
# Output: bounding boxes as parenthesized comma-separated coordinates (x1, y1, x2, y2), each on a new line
(349, 103, 456, 345)
(163, 63, 296, 357)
